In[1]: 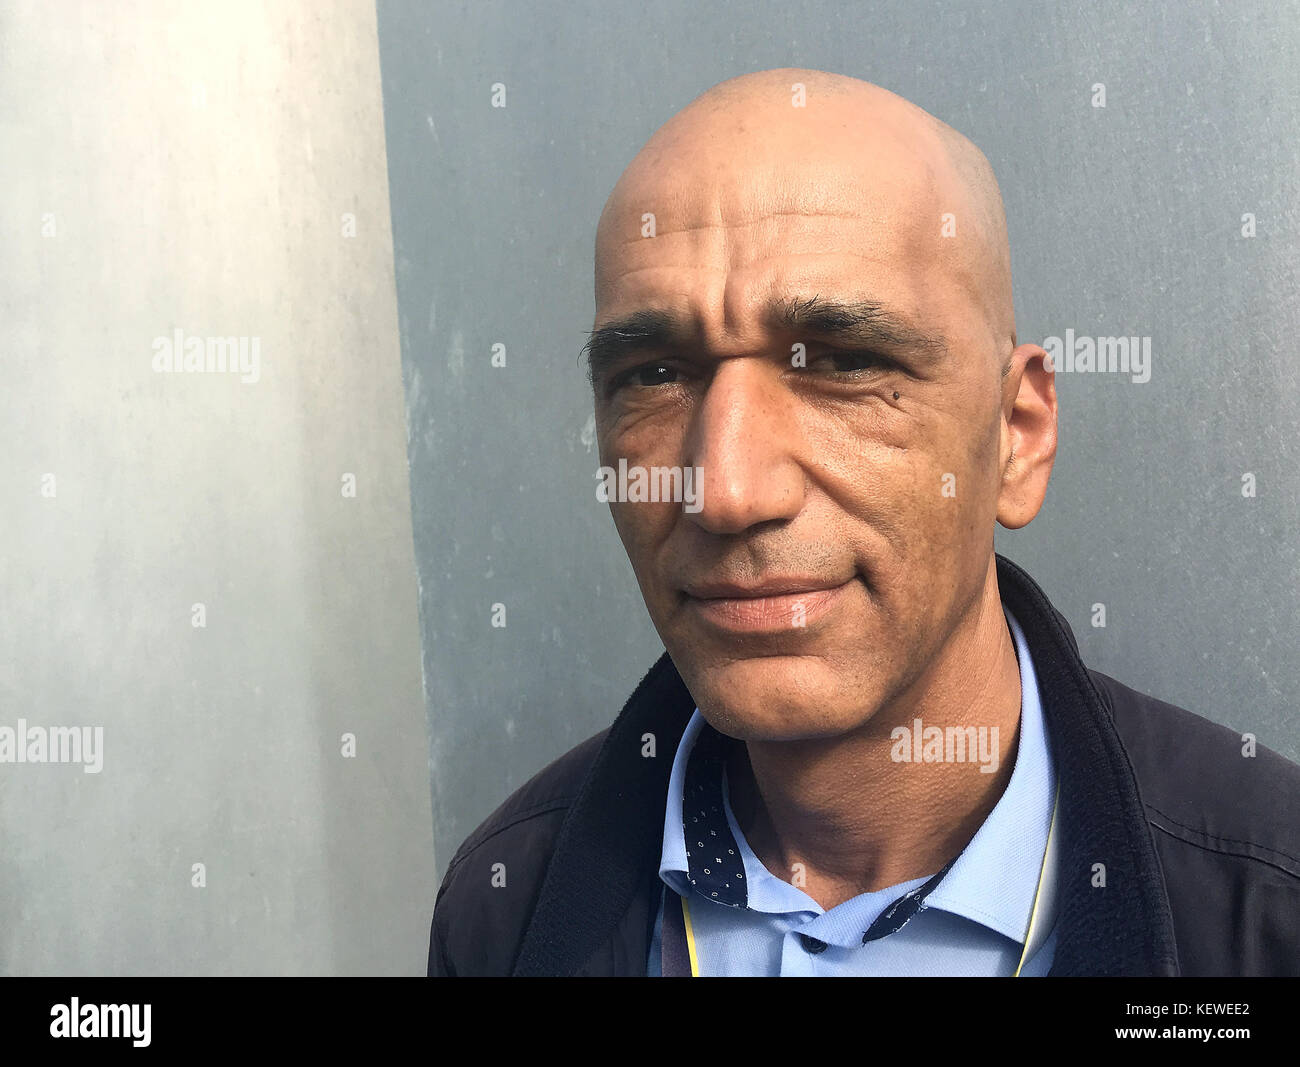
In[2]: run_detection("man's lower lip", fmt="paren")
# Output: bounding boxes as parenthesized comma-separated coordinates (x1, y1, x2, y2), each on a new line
(684, 582, 851, 633)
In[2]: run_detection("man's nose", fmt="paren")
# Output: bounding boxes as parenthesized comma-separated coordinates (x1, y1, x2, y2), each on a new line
(683, 359, 805, 535)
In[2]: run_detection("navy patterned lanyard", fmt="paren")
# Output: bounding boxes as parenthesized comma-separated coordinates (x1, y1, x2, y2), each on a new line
(661, 787, 1061, 976)
(655, 722, 1060, 977)
(660, 856, 958, 977)
(659, 721, 1016, 977)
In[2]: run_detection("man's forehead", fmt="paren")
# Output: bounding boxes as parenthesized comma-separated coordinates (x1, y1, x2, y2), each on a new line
(592, 72, 1013, 350)
(593, 154, 981, 344)
(598, 109, 950, 250)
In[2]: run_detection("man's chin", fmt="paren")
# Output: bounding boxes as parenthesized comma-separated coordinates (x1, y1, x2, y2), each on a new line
(677, 651, 880, 742)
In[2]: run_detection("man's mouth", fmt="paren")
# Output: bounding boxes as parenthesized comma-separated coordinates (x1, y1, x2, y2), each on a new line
(681, 577, 854, 634)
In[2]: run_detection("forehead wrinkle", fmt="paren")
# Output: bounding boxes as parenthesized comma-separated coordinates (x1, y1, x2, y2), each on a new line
(605, 208, 876, 246)
(601, 158, 958, 300)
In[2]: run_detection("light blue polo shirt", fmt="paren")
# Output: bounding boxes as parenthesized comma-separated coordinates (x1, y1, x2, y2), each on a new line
(648, 605, 1058, 976)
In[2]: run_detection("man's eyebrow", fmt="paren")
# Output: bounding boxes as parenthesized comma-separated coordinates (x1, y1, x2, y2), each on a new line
(582, 310, 684, 383)
(582, 296, 946, 383)
(770, 295, 947, 358)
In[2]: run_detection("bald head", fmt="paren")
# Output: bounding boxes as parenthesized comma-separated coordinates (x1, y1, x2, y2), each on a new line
(595, 68, 1016, 361)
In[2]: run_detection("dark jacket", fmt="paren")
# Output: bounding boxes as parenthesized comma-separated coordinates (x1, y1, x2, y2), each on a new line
(428, 554, 1300, 976)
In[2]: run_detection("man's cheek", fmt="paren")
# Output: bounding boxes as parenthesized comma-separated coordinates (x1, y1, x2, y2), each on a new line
(888, 451, 974, 576)
(610, 502, 672, 578)
(609, 503, 647, 563)
(918, 454, 995, 590)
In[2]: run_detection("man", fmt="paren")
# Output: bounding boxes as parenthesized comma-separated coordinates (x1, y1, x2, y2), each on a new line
(427, 69, 1300, 976)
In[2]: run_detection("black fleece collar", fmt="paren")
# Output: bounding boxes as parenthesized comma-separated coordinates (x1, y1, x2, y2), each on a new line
(513, 553, 1179, 976)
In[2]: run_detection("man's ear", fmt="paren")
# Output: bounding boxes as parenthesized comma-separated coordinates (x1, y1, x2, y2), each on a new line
(997, 343, 1058, 530)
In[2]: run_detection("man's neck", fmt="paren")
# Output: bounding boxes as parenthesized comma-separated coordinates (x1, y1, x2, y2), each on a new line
(725, 572, 1023, 912)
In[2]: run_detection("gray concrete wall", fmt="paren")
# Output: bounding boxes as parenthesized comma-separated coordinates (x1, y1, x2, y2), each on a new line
(374, 0, 1300, 885)
(0, 0, 433, 974)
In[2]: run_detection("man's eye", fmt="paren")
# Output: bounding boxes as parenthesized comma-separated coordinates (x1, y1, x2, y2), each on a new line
(616, 363, 680, 389)
(812, 351, 886, 374)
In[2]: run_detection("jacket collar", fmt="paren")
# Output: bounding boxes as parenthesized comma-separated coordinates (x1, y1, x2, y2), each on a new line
(513, 553, 1179, 976)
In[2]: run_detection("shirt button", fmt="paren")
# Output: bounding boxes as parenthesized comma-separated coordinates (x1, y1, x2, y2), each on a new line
(799, 934, 828, 954)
